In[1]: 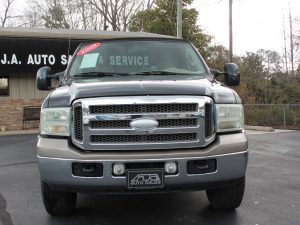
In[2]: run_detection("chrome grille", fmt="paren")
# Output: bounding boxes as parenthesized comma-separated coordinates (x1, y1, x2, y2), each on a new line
(74, 104, 83, 141)
(90, 103, 197, 114)
(159, 118, 198, 128)
(72, 96, 215, 151)
(90, 120, 130, 129)
(90, 118, 198, 129)
(90, 133, 197, 143)
(205, 103, 213, 138)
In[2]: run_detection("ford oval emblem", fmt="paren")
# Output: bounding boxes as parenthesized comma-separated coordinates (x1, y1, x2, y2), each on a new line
(130, 118, 158, 131)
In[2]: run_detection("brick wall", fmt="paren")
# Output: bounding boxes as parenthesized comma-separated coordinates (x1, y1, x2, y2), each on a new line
(0, 99, 43, 131)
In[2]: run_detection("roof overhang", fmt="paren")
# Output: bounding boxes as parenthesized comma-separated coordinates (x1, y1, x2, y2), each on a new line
(0, 27, 178, 40)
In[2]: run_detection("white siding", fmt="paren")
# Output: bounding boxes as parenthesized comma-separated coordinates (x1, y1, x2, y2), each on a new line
(0, 73, 50, 100)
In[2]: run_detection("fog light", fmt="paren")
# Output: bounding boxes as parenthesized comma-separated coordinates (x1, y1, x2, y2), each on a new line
(164, 162, 177, 174)
(113, 163, 125, 176)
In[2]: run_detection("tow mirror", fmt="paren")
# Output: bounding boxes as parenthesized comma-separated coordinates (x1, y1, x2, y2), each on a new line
(210, 63, 240, 86)
(36, 66, 52, 90)
(36, 67, 64, 90)
(210, 69, 224, 77)
(224, 63, 240, 86)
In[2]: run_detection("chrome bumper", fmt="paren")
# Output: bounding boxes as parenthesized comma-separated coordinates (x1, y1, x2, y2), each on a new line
(37, 132, 248, 191)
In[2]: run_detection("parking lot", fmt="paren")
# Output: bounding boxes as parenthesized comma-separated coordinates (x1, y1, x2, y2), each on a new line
(0, 130, 299, 225)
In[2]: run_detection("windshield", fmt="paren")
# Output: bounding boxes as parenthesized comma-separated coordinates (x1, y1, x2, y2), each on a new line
(68, 40, 208, 78)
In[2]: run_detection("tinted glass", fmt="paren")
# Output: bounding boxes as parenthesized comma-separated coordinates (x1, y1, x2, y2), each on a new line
(68, 40, 207, 77)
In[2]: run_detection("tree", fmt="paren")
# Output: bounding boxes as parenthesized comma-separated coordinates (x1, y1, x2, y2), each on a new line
(43, 3, 70, 29)
(239, 52, 265, 79)
(89, 0, 147, 31)
(129, 0, 212, 58)
(282, 2, 299, 75)
(0, 0, 17, 27)
(234, 51, 282, 103)
(234, 49, 300, 104)
(25, 0, 150, 31)
(257, 49, 283, 76)
(206, 45, 230, 70)
(234, 52, 265, 103)
(76, 0, 97, 30)
(26, 0, 72, 29)
(23, 0, 153, 30)
(294, 17, 300, 72)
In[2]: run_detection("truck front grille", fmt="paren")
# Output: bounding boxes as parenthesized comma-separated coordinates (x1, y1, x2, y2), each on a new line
(74, 104, 83, 141)
(205, 103, 213, 138)
(90, 103, 197, 114)
(90, 133, 197, 143)
(90, 118, 198, 129)
(72, 96, 215, 151)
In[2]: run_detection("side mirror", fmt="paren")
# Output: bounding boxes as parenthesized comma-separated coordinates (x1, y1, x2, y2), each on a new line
(224, 63, 240, 86)
(36, 67, 65, 90)
(210, 69, 224, 77)
(36, 66, 52, 90)
(51, 71, 65, 81)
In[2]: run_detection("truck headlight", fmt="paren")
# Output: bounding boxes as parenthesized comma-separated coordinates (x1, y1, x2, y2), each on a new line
(216, 104, 244, 132)
(40, 108, 71, 136)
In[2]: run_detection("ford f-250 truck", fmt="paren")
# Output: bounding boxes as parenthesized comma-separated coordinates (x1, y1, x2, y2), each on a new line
(36, 33, 248, 215)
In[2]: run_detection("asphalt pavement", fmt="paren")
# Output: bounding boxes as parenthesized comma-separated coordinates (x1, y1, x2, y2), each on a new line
(0, 131, 299, 225)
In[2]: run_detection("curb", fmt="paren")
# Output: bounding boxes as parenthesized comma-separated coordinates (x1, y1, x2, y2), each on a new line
(244, 125, 274, 132)
(0, 129, 39, 136)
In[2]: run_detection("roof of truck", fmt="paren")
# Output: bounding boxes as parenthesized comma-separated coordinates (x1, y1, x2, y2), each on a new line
(0, 27, 178, 40)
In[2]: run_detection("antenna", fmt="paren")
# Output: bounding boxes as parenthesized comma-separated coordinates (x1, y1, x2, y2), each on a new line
(67, 33, 71, 61)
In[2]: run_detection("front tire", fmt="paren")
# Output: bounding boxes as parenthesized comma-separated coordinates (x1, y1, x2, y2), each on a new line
(41, 182, 77, 216)
(206, 177, 245, 210)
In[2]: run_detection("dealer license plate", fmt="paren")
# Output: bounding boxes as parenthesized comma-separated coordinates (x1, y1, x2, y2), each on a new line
(127, 170, 164, 189)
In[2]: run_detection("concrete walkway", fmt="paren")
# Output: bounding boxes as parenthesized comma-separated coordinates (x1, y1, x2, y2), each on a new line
(244, 125, 274, 132)
(0, 129, 39, 136)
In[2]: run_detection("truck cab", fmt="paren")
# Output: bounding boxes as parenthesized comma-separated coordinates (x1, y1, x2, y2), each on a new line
(36, 35, 248, 215)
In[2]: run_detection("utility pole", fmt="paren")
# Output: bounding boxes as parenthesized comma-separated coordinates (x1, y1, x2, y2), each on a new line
(288, 1, 294, 75)
(282, 11, 289, 74)
(177, 0, 182, 38)
(229, 0, 233, 62)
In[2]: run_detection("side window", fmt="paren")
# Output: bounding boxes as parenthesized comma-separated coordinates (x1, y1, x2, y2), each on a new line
(0, 76, 9, 96)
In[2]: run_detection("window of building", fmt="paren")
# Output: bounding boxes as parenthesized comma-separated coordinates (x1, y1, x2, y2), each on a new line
(0, 77, 9, 96)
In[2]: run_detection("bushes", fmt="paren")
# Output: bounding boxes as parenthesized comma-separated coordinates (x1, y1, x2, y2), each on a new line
(244, 104, 300, 129)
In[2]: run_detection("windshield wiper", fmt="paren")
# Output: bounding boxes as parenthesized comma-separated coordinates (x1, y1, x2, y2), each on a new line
(72, 72, 129, 78)
(132, 70, 192, 75)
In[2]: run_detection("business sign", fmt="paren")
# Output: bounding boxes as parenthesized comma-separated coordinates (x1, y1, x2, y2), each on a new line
(0, 37, 85, 74)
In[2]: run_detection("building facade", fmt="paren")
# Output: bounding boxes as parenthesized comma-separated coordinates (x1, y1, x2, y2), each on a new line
(0, 27, 157, 131)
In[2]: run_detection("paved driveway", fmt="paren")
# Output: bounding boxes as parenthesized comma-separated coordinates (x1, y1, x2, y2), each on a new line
(0, 131, 299, 225)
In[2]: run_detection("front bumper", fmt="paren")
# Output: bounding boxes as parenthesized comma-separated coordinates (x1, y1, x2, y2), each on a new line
(37, 132, 248, 192)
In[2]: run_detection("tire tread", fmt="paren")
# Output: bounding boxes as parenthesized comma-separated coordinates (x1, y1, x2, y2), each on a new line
(206, 177, 245, 210)
(41, 182, 77, 216)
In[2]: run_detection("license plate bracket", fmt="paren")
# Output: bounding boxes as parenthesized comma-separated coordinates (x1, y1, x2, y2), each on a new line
(127, 169, 164, 189)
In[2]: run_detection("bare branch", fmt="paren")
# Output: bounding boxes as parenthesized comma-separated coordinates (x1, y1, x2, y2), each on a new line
(1, 0, 15, 27)
(88, 0, 146, 31)
(20, 0, 148, 31)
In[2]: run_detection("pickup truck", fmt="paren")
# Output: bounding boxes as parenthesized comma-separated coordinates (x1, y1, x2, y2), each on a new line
(36, 34, 248, 215)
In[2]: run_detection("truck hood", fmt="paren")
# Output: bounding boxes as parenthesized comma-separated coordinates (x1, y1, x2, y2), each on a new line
(44, 78, 240, 108)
